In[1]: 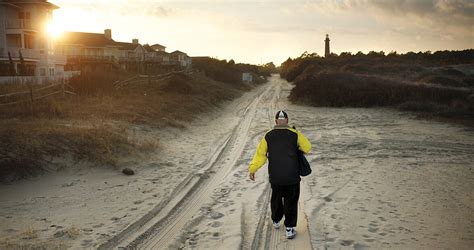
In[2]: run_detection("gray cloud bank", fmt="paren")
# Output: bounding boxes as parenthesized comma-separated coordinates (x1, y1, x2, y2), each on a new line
(324, 0, 474, 31)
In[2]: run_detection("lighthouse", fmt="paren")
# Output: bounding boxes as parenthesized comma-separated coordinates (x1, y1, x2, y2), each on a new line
(324, 34, 330, 58)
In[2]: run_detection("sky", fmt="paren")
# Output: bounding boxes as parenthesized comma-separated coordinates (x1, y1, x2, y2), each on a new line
(48, 0, 474, 65)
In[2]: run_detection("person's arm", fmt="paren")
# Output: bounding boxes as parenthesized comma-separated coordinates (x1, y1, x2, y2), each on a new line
(297, 131, 311, 154)
(248, 136, 268, 180)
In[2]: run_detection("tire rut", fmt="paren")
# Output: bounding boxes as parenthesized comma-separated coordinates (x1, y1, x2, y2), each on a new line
(100, 83, 275, 249)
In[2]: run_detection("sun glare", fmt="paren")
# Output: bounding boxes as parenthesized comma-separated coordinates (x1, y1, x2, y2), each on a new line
(47, 21, 64, 38)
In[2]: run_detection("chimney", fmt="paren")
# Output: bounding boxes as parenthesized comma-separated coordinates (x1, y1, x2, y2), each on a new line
(104, 29, 112, 40)
(132, 39, 139, 45)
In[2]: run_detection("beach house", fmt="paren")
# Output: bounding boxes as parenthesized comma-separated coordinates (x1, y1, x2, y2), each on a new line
(0, 0, 66, 81)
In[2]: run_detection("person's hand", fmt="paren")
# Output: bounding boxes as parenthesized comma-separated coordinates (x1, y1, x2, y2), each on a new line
(249, 172, 255, 181)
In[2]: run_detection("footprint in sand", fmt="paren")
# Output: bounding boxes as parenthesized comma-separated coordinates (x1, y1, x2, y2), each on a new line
(325, 237, 336, 242)
(92, 223, 104, 228)
(354, 243, 370, 249)
(81, 239, 93, 247)
(368, 227, 378, 233)
(209, 221, 222, 228)
(323, 196, 333, 202)
(340, 239, 354, 246)
(210, 212, 224, 220)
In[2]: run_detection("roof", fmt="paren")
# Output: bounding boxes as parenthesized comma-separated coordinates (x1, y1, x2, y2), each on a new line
(2, 0, 59, 9)
(57, 31, 141, 51)
(171, 50, 187, 55)
(57, 32, 118, 47)
(114, 42, 140, 51)
(151, 44, 166, 49)
(143, 44, 155, 53)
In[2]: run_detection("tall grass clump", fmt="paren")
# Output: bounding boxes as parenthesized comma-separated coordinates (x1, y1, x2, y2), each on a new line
(289, 71, 473, 118)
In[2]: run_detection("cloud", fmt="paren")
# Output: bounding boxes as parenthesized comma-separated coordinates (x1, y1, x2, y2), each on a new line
(147, 5, 173, 17)
(313, 0, 474, 32)
(367, 0, 473, 27)
(51, 0, 174, 17)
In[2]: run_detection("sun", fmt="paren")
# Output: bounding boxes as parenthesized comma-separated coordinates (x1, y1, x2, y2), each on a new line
(46, 21, 64, 38)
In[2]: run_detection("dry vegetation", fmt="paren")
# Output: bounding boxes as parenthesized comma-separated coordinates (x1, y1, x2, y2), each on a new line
(0, 70, 250, 182)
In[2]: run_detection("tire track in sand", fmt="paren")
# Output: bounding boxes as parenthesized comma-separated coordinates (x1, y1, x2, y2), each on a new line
(100, 83, 274, 249)
(264, 201, 313, 250)
(252, 78, 313, 250)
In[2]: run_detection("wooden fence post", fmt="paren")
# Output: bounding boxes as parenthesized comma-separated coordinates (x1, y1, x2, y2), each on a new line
(29, 84, 33, 103)
(62, 79, 65, 98)
(28, 83, 34, 114)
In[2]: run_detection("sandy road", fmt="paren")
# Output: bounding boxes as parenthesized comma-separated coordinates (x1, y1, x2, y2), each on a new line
(98, 76, 313, 249)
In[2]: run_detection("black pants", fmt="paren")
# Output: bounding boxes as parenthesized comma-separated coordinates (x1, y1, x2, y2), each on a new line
(270, 183, 300, 227)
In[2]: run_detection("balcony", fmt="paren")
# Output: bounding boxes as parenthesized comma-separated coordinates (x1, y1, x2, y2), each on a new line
(145, 57, 165, 63)
(51, 54, 67, 65)
(40, 53, 67, 65)
(4, 48, 40, 60)
(67, 55, 118, 64)
(119, 56, 143, 63)
(5, 19, 34, 30)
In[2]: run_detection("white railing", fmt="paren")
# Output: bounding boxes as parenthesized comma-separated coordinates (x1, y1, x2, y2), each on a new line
(67, 55, 118, 64)
(119, 56, 143, 62)
(49, 54, 67, 65)
(63, 71, 81, 78)
(6, 48, 40, 60)
(0, 75, 73, 85)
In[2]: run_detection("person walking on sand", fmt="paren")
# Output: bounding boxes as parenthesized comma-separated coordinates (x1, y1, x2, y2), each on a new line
(248, 110, 311, 239)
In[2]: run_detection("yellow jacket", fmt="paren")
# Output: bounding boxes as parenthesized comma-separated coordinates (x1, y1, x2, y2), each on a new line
(248, 126, 311, 174)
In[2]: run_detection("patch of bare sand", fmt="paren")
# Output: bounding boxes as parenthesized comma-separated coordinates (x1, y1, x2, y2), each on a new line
(289, 106, 474, 249)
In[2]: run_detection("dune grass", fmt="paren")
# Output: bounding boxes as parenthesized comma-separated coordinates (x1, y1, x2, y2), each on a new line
(289, 71, 474, 121)
(0, 70, 246, 182)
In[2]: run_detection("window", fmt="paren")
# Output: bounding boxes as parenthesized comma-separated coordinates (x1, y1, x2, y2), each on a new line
(18, 11, 31, 28)
(6, 34, 22, 48)
(49, 68, 54, 76)
(40, 68, 46, 76)
(24, 34, 35, 49)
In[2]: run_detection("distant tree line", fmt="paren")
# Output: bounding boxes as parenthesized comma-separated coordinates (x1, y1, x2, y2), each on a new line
(280, 49, 474, 82)
(192, 57, 276, 84)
